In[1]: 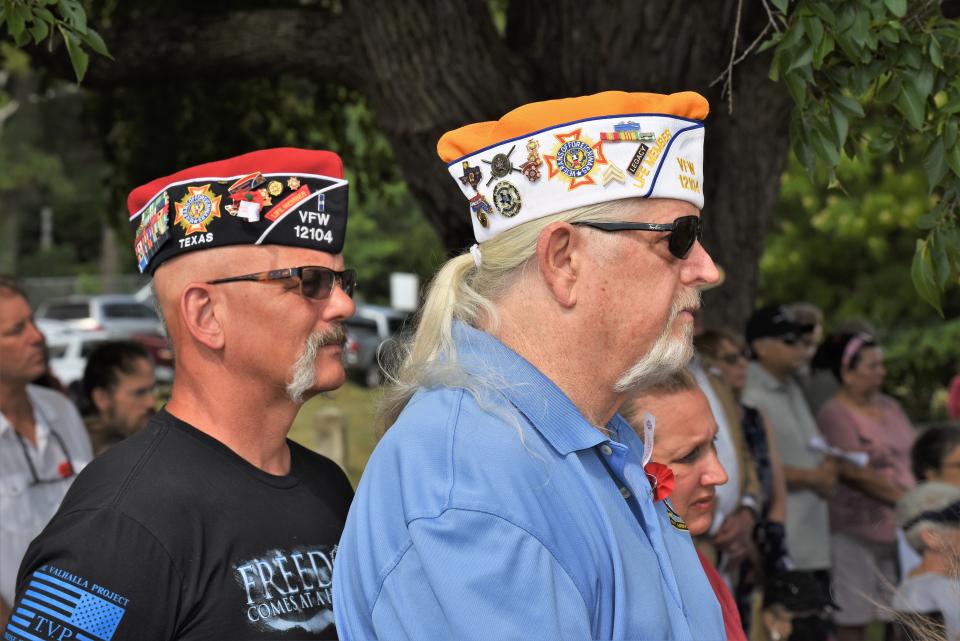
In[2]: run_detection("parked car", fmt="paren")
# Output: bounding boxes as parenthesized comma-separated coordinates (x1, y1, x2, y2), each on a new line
(344, 304, 412, 387)
(36, 295, 165, 336)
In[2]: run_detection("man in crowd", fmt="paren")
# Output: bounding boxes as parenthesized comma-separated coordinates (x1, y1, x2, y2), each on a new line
(2, 149, 356, 641)
(743, 304, 838, 641)
(0, 276, 93, 627)
(334, 91, 724, 639)
(82, 340, 157, 455)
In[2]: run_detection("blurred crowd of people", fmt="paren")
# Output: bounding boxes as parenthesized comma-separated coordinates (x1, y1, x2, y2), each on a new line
(0, 276, 158, 622)
(632, 300, 960, 641)
(6, 273, 958, 640)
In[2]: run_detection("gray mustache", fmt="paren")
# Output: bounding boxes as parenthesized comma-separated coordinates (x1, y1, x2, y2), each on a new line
(314, 324, 347, 349)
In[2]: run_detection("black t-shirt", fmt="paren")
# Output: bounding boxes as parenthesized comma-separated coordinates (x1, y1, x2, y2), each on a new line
(2, 409, 354, 641)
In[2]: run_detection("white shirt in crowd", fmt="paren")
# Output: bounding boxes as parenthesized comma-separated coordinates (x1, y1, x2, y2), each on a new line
(0, 384, 93, 606)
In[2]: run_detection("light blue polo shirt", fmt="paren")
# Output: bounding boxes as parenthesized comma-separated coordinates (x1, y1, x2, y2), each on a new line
(333, 323, 725, 640)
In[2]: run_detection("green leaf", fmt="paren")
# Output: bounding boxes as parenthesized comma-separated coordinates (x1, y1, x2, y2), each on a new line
(59, 26, 89, 83)
(942, 227, 960, 269)
(758, 34, 781, 54)
(883, 0, 908, 18)
(879, 26, 900, 44)
(12, 26, 30, 46)
(911, 239, 943, 315)
(831, 106, 849, 147)
(897, 79, 926, 129)
(29, 18, 49, 44)
(802, 16, 824, 49)
(943, 90, 960, 115)
(784, 71, 808, 108)
(916, 208, 941, 230)
(5, 0, 25, 36)
(945, 120, 959, 151)
(787, 45, 814, 72)
(831, 93, 865, 117)
(812, 119, 840, 167)
(929, 37, 944, 69)
(947, 142, 960, 178)
(809, 2, 836, 25)
(79, 27, 110, 58)
(57, 0, 86, 33)
(779, 21, 806, 51)
(913, 68, 935, 102)
(931, 232, 952, 289)
(902, 46, 923, 70)
(771, 0, 789, 12)
(837, 5, 856, 31)
(34, 7, 55, 22)
(849, 10, 870, 47)
(923, 139, 948, 190)
(813, 33, 834, 68)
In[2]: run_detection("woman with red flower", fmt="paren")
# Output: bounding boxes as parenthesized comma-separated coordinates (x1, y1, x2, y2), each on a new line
(624, 369, 749, 641)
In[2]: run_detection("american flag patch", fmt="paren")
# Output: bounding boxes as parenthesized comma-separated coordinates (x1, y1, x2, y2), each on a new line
(5, 570, 127, 641)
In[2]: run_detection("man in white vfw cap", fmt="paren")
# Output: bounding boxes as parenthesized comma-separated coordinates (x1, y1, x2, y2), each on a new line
(334, 90, 723, 640)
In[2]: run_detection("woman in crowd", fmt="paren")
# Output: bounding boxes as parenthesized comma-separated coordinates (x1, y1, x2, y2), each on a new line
(695, 329, 790, 576)
(912, 423, 960, 486)
(622, 369, 746, 641)
(892, 482, 960, 641)
(814, 332, 915, 641)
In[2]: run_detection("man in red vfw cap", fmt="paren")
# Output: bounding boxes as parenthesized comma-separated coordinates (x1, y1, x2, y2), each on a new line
(2, 149, 356, 641)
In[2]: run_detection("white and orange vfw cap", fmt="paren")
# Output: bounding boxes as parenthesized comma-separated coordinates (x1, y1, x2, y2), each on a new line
(437, 90, 709, 243)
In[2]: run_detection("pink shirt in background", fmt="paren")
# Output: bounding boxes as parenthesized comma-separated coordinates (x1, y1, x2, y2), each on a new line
(948, 374, 960, 420)
(817, 394, 915, 543)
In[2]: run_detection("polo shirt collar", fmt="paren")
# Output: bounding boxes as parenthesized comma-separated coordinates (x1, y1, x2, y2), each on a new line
(0, 384, 56, 440)
(452, 321, 609, 456)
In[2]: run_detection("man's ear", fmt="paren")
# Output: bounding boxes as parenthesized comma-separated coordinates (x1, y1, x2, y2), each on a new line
(918, 526, 942, 552)
(179, 283, 225, 350)
(535, 222, 583, 308)
(91, 387, 111, 414)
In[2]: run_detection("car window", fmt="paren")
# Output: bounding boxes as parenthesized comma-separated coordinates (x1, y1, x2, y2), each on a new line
(43, 304, 90, 320)
(46, 345, 67, 359)
(102, 303, 159, 319)
(347, 318, 378, 332)
(387, 316, 410, 336)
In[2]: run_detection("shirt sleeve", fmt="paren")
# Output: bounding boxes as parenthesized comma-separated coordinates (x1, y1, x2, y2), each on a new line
(817, 400, 860, 451)
(370, 508, 591, 641)
(3, 507, 182, 641)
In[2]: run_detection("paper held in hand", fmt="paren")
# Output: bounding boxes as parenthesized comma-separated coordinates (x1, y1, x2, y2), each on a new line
(808, 436, 869, 468)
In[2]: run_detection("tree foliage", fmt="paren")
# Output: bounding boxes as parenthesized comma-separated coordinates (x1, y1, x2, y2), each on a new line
(765, 0, 960, 313)
(0, 0, 109, 82)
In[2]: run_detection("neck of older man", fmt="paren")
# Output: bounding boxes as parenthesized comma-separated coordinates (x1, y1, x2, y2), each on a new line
(165, 352, 296, 476)
(494, 288, 625, 431)
(0, 378, 37, 444)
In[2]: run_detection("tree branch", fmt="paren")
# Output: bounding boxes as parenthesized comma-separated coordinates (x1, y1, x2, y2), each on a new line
(35, 9, 360, 89)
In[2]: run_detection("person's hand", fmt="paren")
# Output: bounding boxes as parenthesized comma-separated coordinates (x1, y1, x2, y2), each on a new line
(713, 506, 756, 564)
(809, 457, 838, 499)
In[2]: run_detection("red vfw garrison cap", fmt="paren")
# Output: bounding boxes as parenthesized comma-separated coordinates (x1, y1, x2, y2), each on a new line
(127, 148, 348, 274)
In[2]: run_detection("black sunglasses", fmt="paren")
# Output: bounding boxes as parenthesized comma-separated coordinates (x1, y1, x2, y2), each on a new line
(573, 215, 703, 259)
(207, 266, 357, 300)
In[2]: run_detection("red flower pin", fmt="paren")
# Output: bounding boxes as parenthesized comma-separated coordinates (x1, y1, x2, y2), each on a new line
(644, 462, 675, 502)
(57, 460, 74, 479)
